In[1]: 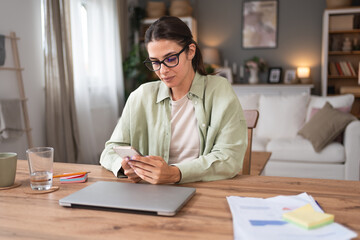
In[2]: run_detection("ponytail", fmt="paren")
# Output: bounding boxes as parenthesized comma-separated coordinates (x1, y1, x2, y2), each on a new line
(190, 40, 207, 76)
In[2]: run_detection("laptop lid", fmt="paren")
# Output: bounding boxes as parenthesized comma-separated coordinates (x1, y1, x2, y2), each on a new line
(59, 181, 196, 216)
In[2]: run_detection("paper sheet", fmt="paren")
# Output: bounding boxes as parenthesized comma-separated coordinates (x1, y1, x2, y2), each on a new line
(227, 193, 357, 240)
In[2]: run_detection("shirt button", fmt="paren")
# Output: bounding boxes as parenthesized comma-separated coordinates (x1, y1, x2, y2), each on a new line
(194, 101, 197, 105)
(202, 123, 206, 128)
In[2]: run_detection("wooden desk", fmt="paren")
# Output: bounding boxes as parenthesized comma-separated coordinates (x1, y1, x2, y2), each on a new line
(1, 160, 359, 240)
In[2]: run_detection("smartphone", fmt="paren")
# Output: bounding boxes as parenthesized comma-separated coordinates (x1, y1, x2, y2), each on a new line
(113, 146, 143, 159)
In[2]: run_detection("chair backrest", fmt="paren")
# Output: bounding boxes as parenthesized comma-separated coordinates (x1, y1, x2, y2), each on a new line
(242, 110, 259, 175)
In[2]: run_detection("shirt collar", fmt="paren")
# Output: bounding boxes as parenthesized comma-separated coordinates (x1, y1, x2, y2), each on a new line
(156, 72, 205, 103)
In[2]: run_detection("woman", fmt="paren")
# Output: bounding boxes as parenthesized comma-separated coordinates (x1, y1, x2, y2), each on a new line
(100, 16, 247, 184)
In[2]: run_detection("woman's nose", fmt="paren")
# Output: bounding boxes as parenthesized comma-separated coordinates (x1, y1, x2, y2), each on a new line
(160, 63, 170, 73)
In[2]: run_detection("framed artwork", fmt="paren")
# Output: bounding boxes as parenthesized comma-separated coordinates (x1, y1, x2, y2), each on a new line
(242, 0, 278, 49)
(216, 67, 233, 84)
(284, 69, 297, 84)
(268, 67, 282, 83)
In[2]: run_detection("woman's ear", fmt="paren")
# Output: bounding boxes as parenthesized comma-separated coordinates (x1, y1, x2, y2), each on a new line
(187, 43, 196, 60)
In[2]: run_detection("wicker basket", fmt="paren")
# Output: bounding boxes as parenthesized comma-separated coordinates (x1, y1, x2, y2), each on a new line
(146, 1, 166, 18)
(169, 0, 193, 17)
(326, 0, 352, 8)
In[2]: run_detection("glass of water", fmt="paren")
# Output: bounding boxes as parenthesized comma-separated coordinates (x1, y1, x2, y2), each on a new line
(26, 147, 54, 190)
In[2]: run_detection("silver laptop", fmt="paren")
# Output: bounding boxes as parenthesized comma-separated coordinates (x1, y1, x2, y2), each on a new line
(59, 181, 196, 216)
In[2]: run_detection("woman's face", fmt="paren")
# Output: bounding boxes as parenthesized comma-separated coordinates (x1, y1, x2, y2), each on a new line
(147, 39, 196, 92)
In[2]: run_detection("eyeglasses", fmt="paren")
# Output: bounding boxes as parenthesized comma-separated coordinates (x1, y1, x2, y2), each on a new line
(143, 45, 188, 71)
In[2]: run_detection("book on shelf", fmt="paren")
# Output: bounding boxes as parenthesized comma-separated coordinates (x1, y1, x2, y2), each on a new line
(328, 61, 356, 77)
(329, 14, 354, 31)
(346, 61, 356, 76)
(359, 62, 360, 84)
(354, 14, 360, 29)
(340, 86, 360, 97)
(340, 61, 351, 76)
(335, 62, 343, 75)
(329, 62, 338, 76)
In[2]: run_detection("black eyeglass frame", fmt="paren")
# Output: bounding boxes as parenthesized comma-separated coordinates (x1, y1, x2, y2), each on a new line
(143, 44, 188, 71)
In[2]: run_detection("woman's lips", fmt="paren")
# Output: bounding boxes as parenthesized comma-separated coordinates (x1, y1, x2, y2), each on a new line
(162, 76, 174, 82)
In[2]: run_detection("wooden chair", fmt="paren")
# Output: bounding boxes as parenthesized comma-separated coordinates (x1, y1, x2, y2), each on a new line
(242, 110, 259, 175)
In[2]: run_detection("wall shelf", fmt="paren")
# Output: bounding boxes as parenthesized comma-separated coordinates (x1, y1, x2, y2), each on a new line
(328, 75, 357, 79)
(0, 32, 33, 148)
(329, 29, 360, 34)
(321, 7, 360, 118)
(0, 67, 24, 71)
(329, 51, 360, 55)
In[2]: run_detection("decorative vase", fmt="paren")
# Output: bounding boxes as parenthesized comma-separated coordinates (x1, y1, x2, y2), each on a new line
(248, 68, 259, 84)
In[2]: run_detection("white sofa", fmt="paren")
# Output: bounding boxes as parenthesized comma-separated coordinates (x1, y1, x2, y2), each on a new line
(238, 93, 360, 180)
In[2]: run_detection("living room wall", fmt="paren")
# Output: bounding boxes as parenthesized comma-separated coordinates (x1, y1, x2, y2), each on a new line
(138, 0, 326, 94)
(0, 0, 45, 159)
(196, 0, 326, 94)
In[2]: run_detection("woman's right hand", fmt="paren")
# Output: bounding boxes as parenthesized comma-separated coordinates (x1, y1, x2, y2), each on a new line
(121, 157, 142, 183)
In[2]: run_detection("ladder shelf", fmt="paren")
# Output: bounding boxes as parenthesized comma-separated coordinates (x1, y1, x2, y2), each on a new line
(0, 32, 33, 148)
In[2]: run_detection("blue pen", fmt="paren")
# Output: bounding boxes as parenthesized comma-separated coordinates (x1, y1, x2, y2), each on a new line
(315, 200, 324, 211)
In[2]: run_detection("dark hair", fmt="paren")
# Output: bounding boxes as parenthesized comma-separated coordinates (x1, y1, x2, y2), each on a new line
(144, 16, 207, 75)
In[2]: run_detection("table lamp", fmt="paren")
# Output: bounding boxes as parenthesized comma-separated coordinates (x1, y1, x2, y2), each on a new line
(202, 47, 220, 68)
(297, 67, 312, 84)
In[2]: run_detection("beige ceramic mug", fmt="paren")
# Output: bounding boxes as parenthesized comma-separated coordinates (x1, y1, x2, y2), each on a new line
(0, 152, 17, 187)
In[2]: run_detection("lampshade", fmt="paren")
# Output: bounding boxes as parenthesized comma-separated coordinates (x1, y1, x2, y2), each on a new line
(297, 67, 310, 78)
(202, 48, 220, 66)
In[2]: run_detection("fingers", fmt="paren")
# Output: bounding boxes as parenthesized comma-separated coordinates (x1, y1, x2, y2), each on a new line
(130, 155, 158, 166)
(121, 157, 142, 183)
(126, 156, 159, 184)
(128, 156, 177, 184)
(131, 166, 159, 184)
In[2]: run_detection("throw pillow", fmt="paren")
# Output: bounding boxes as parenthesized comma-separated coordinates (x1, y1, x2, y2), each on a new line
(256, 93, 309, 139)
(309, 106, 351, 119)
(305, 94, 354, 122)
(308, 106, 351, 143)
(298, 102, 356, 152)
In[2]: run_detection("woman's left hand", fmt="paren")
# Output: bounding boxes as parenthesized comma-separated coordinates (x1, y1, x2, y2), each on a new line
(128, 155, 181, 184)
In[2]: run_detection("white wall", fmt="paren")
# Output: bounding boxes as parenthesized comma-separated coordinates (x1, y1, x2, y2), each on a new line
(0, 0, 45, 159)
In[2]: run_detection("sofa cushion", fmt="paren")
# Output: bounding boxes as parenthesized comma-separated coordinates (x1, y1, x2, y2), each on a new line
(298, 102, 357, 152)
(238, 93, 260, 110)
(255, 93, 309, 139)
(266, 135, 345, 163)
(251, 137, 269, 151)
(305, 94, 354, 122)
(308, 105, 352, 143)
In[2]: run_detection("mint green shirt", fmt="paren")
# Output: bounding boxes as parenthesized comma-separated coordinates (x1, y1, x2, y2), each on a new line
(99, 72, 247, 183)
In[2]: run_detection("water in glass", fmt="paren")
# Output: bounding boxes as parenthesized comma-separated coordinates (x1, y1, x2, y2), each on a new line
(30, 171, 53, 190)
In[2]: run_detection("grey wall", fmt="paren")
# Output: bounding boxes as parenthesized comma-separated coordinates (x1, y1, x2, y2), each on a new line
(195, 0, 326, 94)
(139, 0, 327, 94)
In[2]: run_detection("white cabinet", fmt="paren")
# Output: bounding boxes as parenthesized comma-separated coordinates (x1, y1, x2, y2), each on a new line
(232, 84, 314, 97)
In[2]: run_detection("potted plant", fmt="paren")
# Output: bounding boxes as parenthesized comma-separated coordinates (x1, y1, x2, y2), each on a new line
(123, 6, 152, 100)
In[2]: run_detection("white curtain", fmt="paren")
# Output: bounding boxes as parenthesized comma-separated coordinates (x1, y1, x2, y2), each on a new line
(70, 0, 124, 164)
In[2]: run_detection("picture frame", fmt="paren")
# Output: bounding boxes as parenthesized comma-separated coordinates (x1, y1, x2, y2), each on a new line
(284, 69, 297, 84)
(242, 0, 278, 49)
(268, 67, 282, 83)
(216, 67, 233, 84)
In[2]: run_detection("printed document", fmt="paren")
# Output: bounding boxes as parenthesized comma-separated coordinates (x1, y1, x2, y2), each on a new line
(227, 192, 357, 240)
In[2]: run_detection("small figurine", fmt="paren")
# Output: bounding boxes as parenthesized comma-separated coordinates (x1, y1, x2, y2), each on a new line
(342, 37, 352, 51)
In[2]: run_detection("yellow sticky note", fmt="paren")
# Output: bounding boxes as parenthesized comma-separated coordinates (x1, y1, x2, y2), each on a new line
(283, 203, 334, 229)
